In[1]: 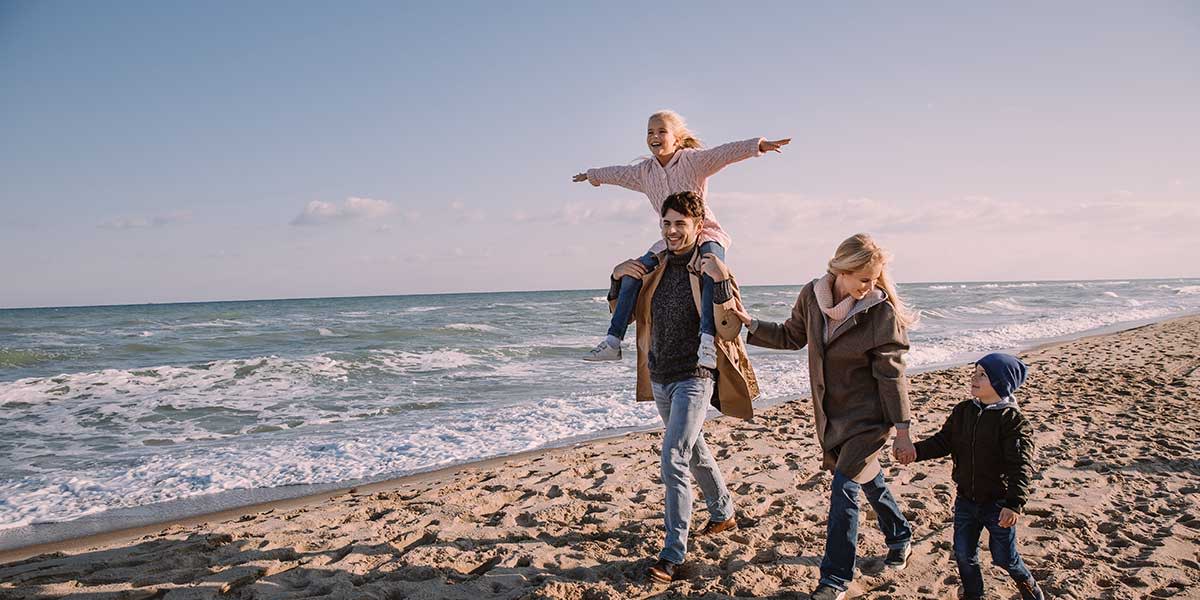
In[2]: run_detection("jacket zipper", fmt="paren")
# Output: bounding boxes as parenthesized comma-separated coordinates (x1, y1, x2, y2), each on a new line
(969, 404, 981, 501)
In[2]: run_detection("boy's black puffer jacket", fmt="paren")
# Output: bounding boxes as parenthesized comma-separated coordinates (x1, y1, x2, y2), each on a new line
(914, 399, 1035, 512)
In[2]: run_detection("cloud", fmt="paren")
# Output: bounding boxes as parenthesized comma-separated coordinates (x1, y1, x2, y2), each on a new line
(290, 197, 395, 226)
(711, 192, 1200, 239)
(513, 198, 647, 226)
(450, 200, 486, 222)
(98, 211, 192, 230)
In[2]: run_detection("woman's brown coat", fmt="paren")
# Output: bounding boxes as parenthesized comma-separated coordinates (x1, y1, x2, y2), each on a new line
(747, 279, 911, 478)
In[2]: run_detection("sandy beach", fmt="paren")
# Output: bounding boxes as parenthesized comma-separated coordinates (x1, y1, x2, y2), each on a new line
(2, 315, 1198, 599)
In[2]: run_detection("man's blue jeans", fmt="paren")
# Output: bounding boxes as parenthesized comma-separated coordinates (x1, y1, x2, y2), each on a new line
(819, 469, 913, 590)
(953, 497, 1035, 597)
(607, 241, 725, 340)
(652, 377, 734, 564)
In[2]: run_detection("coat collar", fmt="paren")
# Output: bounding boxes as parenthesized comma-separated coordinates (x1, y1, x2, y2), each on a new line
(821, 281, 888, 346)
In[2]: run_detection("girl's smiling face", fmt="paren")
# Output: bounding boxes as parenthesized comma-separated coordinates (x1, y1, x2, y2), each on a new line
(647, 117, 678, 159)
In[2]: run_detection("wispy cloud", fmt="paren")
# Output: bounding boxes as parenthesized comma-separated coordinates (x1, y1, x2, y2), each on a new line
(512, 198, 647, 226)
(290, 197, 396, 226)
(712, 192, 1200, 238)
(450, 200, 486, 222)
(98, 210, 192, 230)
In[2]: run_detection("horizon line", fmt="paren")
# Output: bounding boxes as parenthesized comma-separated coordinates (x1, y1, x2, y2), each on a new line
(2, 275, 1197, 312)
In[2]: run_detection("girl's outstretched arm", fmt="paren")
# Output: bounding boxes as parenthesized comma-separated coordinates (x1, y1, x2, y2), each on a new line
(573, 163, 645, 193)
(690, 137, 790, 178)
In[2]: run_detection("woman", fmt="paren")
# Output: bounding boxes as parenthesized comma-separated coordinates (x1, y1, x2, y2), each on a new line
(701, 233, 918, 600)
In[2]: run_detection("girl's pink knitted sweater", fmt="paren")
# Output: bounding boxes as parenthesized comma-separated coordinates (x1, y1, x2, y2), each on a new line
(586, 137, 764, 253)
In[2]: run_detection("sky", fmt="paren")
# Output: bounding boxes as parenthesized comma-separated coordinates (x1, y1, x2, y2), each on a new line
(1, 1, 1197, 308)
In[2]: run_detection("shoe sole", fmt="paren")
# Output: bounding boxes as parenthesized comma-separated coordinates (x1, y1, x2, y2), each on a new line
(647, 569, 672, 583)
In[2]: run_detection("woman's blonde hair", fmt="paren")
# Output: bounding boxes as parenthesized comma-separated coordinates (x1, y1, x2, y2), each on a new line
(649, 110, 703, 150)
(828, 233, 919, 328)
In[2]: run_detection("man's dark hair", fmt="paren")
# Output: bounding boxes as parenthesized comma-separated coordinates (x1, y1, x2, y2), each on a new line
(660, 191, 706, 220)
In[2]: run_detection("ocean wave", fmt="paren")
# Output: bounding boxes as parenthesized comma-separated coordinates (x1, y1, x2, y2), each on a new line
(368, 349, 477, 372)
(1177, 286, 1200, 295)
(983, 298, 1031, 312)
(0, 348, 65, 368)
(171, 319, 254, 330)
(404, 306, 444, 313)
(0, 388, 659, 529)
(951, 306, 994, 315)
(904, 305, 1181, 369)
(919, 309, 959, 320)
(443, 323, 502, 333)
(0, 355, 351, 414)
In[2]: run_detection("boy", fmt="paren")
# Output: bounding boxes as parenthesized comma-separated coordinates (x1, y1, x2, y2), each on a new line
(900, 353, 1045, 600)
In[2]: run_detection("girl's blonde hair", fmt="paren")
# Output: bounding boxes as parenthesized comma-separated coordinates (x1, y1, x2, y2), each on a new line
(649, 110, 703, 150)
(828, 233, 919, 328)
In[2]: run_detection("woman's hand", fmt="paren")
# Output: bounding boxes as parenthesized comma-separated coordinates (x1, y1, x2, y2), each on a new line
(892, 431, 917, 465)
(759, 138, 791, 153)
(699, 253, 730, 282)
(998, 508, 1019, 528)
(612, 259, 649, 281)
(728, 297, 753, 326)
(573, 172, 599, 186)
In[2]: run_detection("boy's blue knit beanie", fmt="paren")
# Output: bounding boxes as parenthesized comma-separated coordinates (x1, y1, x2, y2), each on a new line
(976, 353, 1028, 398)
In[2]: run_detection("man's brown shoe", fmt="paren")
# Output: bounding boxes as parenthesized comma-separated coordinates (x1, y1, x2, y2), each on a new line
(695, 517, 737, 537)
(647, 558, 676, 583)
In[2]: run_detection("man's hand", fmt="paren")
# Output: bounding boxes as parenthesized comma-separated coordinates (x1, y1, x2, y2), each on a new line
(612, 259, 649, 281)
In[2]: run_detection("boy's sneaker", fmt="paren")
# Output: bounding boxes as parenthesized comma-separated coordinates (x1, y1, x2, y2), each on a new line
(1016, 579, 1045, 600)
(810, 584, 846, 600)
(884, 544, 912, 570)
(583, 340, 621, 362)
(697, 333, 717, 369)
(647, 558, 676, 583)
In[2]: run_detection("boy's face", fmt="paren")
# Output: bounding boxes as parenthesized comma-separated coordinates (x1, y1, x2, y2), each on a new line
(969, 365, 1002, 404)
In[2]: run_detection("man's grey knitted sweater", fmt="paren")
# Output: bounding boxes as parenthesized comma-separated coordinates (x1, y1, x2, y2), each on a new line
(648, 249, 734, 384)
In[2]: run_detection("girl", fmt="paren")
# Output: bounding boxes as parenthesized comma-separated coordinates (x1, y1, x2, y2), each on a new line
(573, 109, 789, 369)
(703, 233, 919, 600)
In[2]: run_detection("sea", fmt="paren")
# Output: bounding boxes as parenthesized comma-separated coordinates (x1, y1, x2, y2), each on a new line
(2, 278, 1198, 549)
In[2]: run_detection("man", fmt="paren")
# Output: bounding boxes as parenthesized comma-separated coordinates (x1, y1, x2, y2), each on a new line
(605, 191, 760, 583)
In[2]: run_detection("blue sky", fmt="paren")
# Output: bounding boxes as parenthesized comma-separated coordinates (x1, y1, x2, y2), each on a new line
(2, 1, 1197, 308)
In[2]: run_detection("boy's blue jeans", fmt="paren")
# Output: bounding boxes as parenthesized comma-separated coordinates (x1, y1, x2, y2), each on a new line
(607, 241, 725, 341)
(819, 469, 913, 591)
(953, 497, 1035, 597)
(651, 378, 734, 564)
